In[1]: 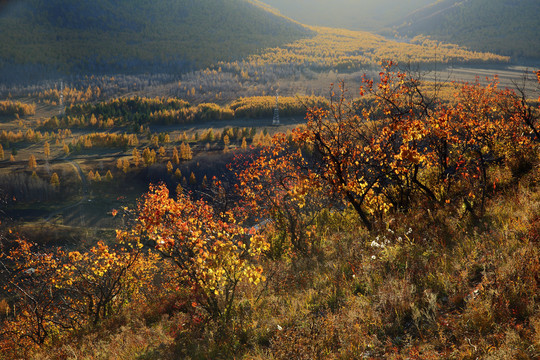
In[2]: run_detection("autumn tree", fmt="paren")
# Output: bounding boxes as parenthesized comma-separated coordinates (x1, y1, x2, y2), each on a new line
(293, 63, 535, 227)
(293, 85, 389, 230)
(54, 241, 156, 326)
(174, 168, 182, 179)
(180, 142, 193, 160)
(172, 146, 180, 164)
(121, 184, 267, 322)
(0, 237, 156, 352)
(202, 174, 208, 188)
(189, 171, 197, 186)
(50, 173, 60, 187)
(122, 159, 130, 173)
(43, 142, 50, 158)
(28, 154, 37, 170)
(236, 135, 326, 256)
(132, 148, 141, 167)
(158, 146, 166, 158)
(0, 239, 62, 349)
(0, 144, 3, 160)
(142, 148, 156, 166)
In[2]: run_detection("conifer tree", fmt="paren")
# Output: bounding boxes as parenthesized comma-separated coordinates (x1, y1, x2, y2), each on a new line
(105, 170, 113, 181)
(174, 168, 182, 179)
(0, 144, 4, 160)
(159, 146, 166, 158)
(50, 172, 60, 187)
(176, 183, 183, 196)
(122, 159, 130, 173)
(151, 135, 159, 147)
(28, 154, 37, 170)
(43, 142, 50, 158)
(172, 147, 180, 165)
(180, 142, 193, 160)
(132, 148, 140, 167)
(166, 161, 173, 174)
(189, 172, 197, 185)
(202, 175, 208, 188)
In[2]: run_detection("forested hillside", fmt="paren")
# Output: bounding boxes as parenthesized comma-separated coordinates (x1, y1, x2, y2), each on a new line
(0, 0, 312, 83)
(395, 0, 540, 60)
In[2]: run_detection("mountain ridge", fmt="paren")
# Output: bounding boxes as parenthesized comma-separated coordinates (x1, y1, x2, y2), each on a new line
(394, 0, 540, 60)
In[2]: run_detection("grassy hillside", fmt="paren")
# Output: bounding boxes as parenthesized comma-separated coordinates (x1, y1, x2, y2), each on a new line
(260, 0, 434, 31)
(0, 0, 312, 83)
(395, 0, 540, 60)
(1, 65, 539, 360)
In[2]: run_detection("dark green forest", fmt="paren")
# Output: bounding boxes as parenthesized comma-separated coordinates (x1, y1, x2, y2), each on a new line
(0, 0, 312, 82)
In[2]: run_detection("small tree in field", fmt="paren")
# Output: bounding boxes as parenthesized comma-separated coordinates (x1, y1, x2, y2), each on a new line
(28, 154, 37, 170)
(122, 159, 130, 173)
(132, 148, 141, 167)
(43, 142, 50, 159)
(174, 168, 182, 179)
(172, 147, 180, 164)
(50, 173, 60, 187)
(189, 171, 197, 185)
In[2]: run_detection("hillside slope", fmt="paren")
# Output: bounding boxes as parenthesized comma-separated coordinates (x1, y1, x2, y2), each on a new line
(260, 0, 434, 31)
(0, 0, 312, 83)
(395, 0, 540, 60)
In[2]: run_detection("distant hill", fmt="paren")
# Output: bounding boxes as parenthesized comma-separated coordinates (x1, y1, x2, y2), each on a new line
(0, 0, 312, 83)
(394, 0, 540, 61)
(259, 0, 434, 31)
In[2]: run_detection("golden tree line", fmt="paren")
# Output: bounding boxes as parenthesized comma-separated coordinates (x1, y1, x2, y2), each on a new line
(0, 100, 35, 117)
